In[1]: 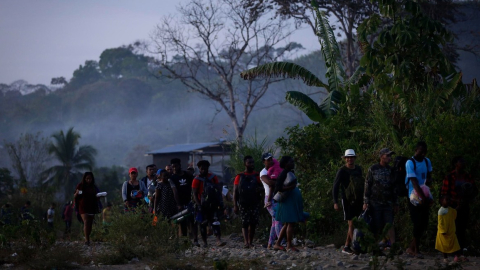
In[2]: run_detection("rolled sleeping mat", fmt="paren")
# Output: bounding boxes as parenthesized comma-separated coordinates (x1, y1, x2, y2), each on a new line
(169, 208, 191, 221)
(96, 192, 107, 197)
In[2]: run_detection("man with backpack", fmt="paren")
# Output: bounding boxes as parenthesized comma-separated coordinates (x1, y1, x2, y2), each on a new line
(333, 149, 364, 255)
(233, 156, 262, 248)
(192, 160, 226, 247)
(405, 141, 433, 258)
(363, 148, 397, 248)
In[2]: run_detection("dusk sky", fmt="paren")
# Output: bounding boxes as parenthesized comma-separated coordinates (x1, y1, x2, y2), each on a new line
(0, 0, 319, 85)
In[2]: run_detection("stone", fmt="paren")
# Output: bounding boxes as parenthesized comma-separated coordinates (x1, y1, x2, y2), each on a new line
(301, 251, 311, 258)
(325, 244, 335, 248)
(144, 267, 151, 270)
(280, 254, 290, 260)
(336, 261, 344, 266)
(352, 255, 359, 260)
(417, 261, 425, 265)
(269, 260, 277, 265)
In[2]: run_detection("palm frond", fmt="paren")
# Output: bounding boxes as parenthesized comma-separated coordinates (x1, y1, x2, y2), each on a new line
(314, 7, 346, 92)
(344, 66, 367, 87)
(241, 62, 329, 89)
(318, 90, 344, 116)
(286, 91, 326, 122)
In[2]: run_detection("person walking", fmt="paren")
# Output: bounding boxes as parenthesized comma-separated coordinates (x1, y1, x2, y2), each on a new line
(333, 149, 364, 255)
(64, 201, 73, 235)
(363, 148, 397, 248)
(260, 153, 284, 249)
(436, 195, 461, 263)
(405, 141, 433, 258)
(122, 167, 148, 211)
(169, 158, 197, 241)
(273, 156, 305, 252)
(75, 172, 101, 246)
(192, 160, 226, 247)
(154, 169, 180, 219)
(47, 203, 56, 229)
(440, 156, 477, 261)
(233, 156, 262, 248)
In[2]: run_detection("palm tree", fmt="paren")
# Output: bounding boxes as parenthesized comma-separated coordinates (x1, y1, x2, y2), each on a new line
(44, 127, 97, 199)
(240, 2, 364, 122)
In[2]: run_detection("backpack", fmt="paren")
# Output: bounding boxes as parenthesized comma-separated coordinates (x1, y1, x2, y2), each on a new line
(238, 173, 260, 207)
(196, 174, 222, 209)
(393, 156, 429, 197)
(342, 166, 364, 205)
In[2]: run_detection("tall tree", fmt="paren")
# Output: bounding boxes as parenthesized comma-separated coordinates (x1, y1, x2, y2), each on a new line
(152, 0, 301, 142)
(44, 128, 97, 199)
(69, 60, 103, 89)
(242, 0, 377, 77)
(4, 132, 50, 187)
(241, 2, 365, 122)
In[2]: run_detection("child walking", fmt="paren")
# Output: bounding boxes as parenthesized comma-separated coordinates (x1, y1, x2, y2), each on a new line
(435, 195, 460, 263)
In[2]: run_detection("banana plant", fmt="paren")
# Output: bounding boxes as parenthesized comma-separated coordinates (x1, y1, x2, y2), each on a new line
(240, 1, 364, 122)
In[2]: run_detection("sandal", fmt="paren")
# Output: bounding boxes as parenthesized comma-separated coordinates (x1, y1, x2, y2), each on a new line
(273, 245, 286, 251)
(244, 244, 250, 249)
(287, 247, 300, 252)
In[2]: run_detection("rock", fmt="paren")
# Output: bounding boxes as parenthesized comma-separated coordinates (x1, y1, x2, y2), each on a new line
(144, 267, 151, 270)
(90, 261, 95, 265)
(346, 264, 358, 268)
(417, 261, 425, 265)
(336, 261, 344, 266)
(314, 266, 323, 270)
(325, 244, 335, 248)
(2, 264, 14, 268)
(292, 263, 297, 267)
(280, 254, 289, 260)
(301, 251, 311, 258)
(269, 260, 277, 265)
(352, 255, 359, 260)
(305, 239, 315, 248)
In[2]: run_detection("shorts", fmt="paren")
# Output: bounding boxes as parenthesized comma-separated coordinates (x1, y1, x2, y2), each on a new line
(370, 203, 394, 234)
(342, 200, 362, 221)
(238, 204, 259, 227)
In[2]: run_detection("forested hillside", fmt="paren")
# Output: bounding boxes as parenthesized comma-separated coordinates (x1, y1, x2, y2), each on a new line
(0, 48, 325, 168)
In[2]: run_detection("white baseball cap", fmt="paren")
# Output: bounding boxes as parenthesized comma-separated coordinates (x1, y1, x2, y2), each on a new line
(342, 149, 356, 158)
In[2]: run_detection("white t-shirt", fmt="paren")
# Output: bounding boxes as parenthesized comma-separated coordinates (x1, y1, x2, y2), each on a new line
(260, 168, 270, 198)
(47, 208, 55, 223)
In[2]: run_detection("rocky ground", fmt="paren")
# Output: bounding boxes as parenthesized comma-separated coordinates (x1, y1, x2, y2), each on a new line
(3, 234, 478, 269)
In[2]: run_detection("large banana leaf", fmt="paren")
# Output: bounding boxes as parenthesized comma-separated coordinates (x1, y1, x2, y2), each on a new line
(240, 62, 329, 89)
(313, 3, 346, 93)
(318, 90, 344, 116)
(286, 91, 326, 122)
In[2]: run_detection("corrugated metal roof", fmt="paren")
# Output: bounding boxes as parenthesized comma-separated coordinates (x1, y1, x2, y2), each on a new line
(147, 142, 223, 155)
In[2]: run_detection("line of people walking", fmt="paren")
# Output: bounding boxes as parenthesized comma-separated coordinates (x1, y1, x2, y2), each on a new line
(332, 141, 477, 263)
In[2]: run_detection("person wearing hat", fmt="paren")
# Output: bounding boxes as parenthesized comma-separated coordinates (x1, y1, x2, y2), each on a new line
(122, 167, 148, 211)
(363, 148, 398, 248)
(333, 149, 364, 255)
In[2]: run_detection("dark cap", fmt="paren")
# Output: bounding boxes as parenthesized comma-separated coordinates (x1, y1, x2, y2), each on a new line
(379, 148, 395, 157)
(262, 153, 273, 160)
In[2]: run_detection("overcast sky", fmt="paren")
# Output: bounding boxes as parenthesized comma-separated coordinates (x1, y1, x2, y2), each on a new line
(0, 0, 319, 85)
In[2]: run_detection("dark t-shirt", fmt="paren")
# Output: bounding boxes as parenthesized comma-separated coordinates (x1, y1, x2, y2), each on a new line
(332, 165, 363, 204)
(170, 171, 194, 206)
(126, 183, 140, 202)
